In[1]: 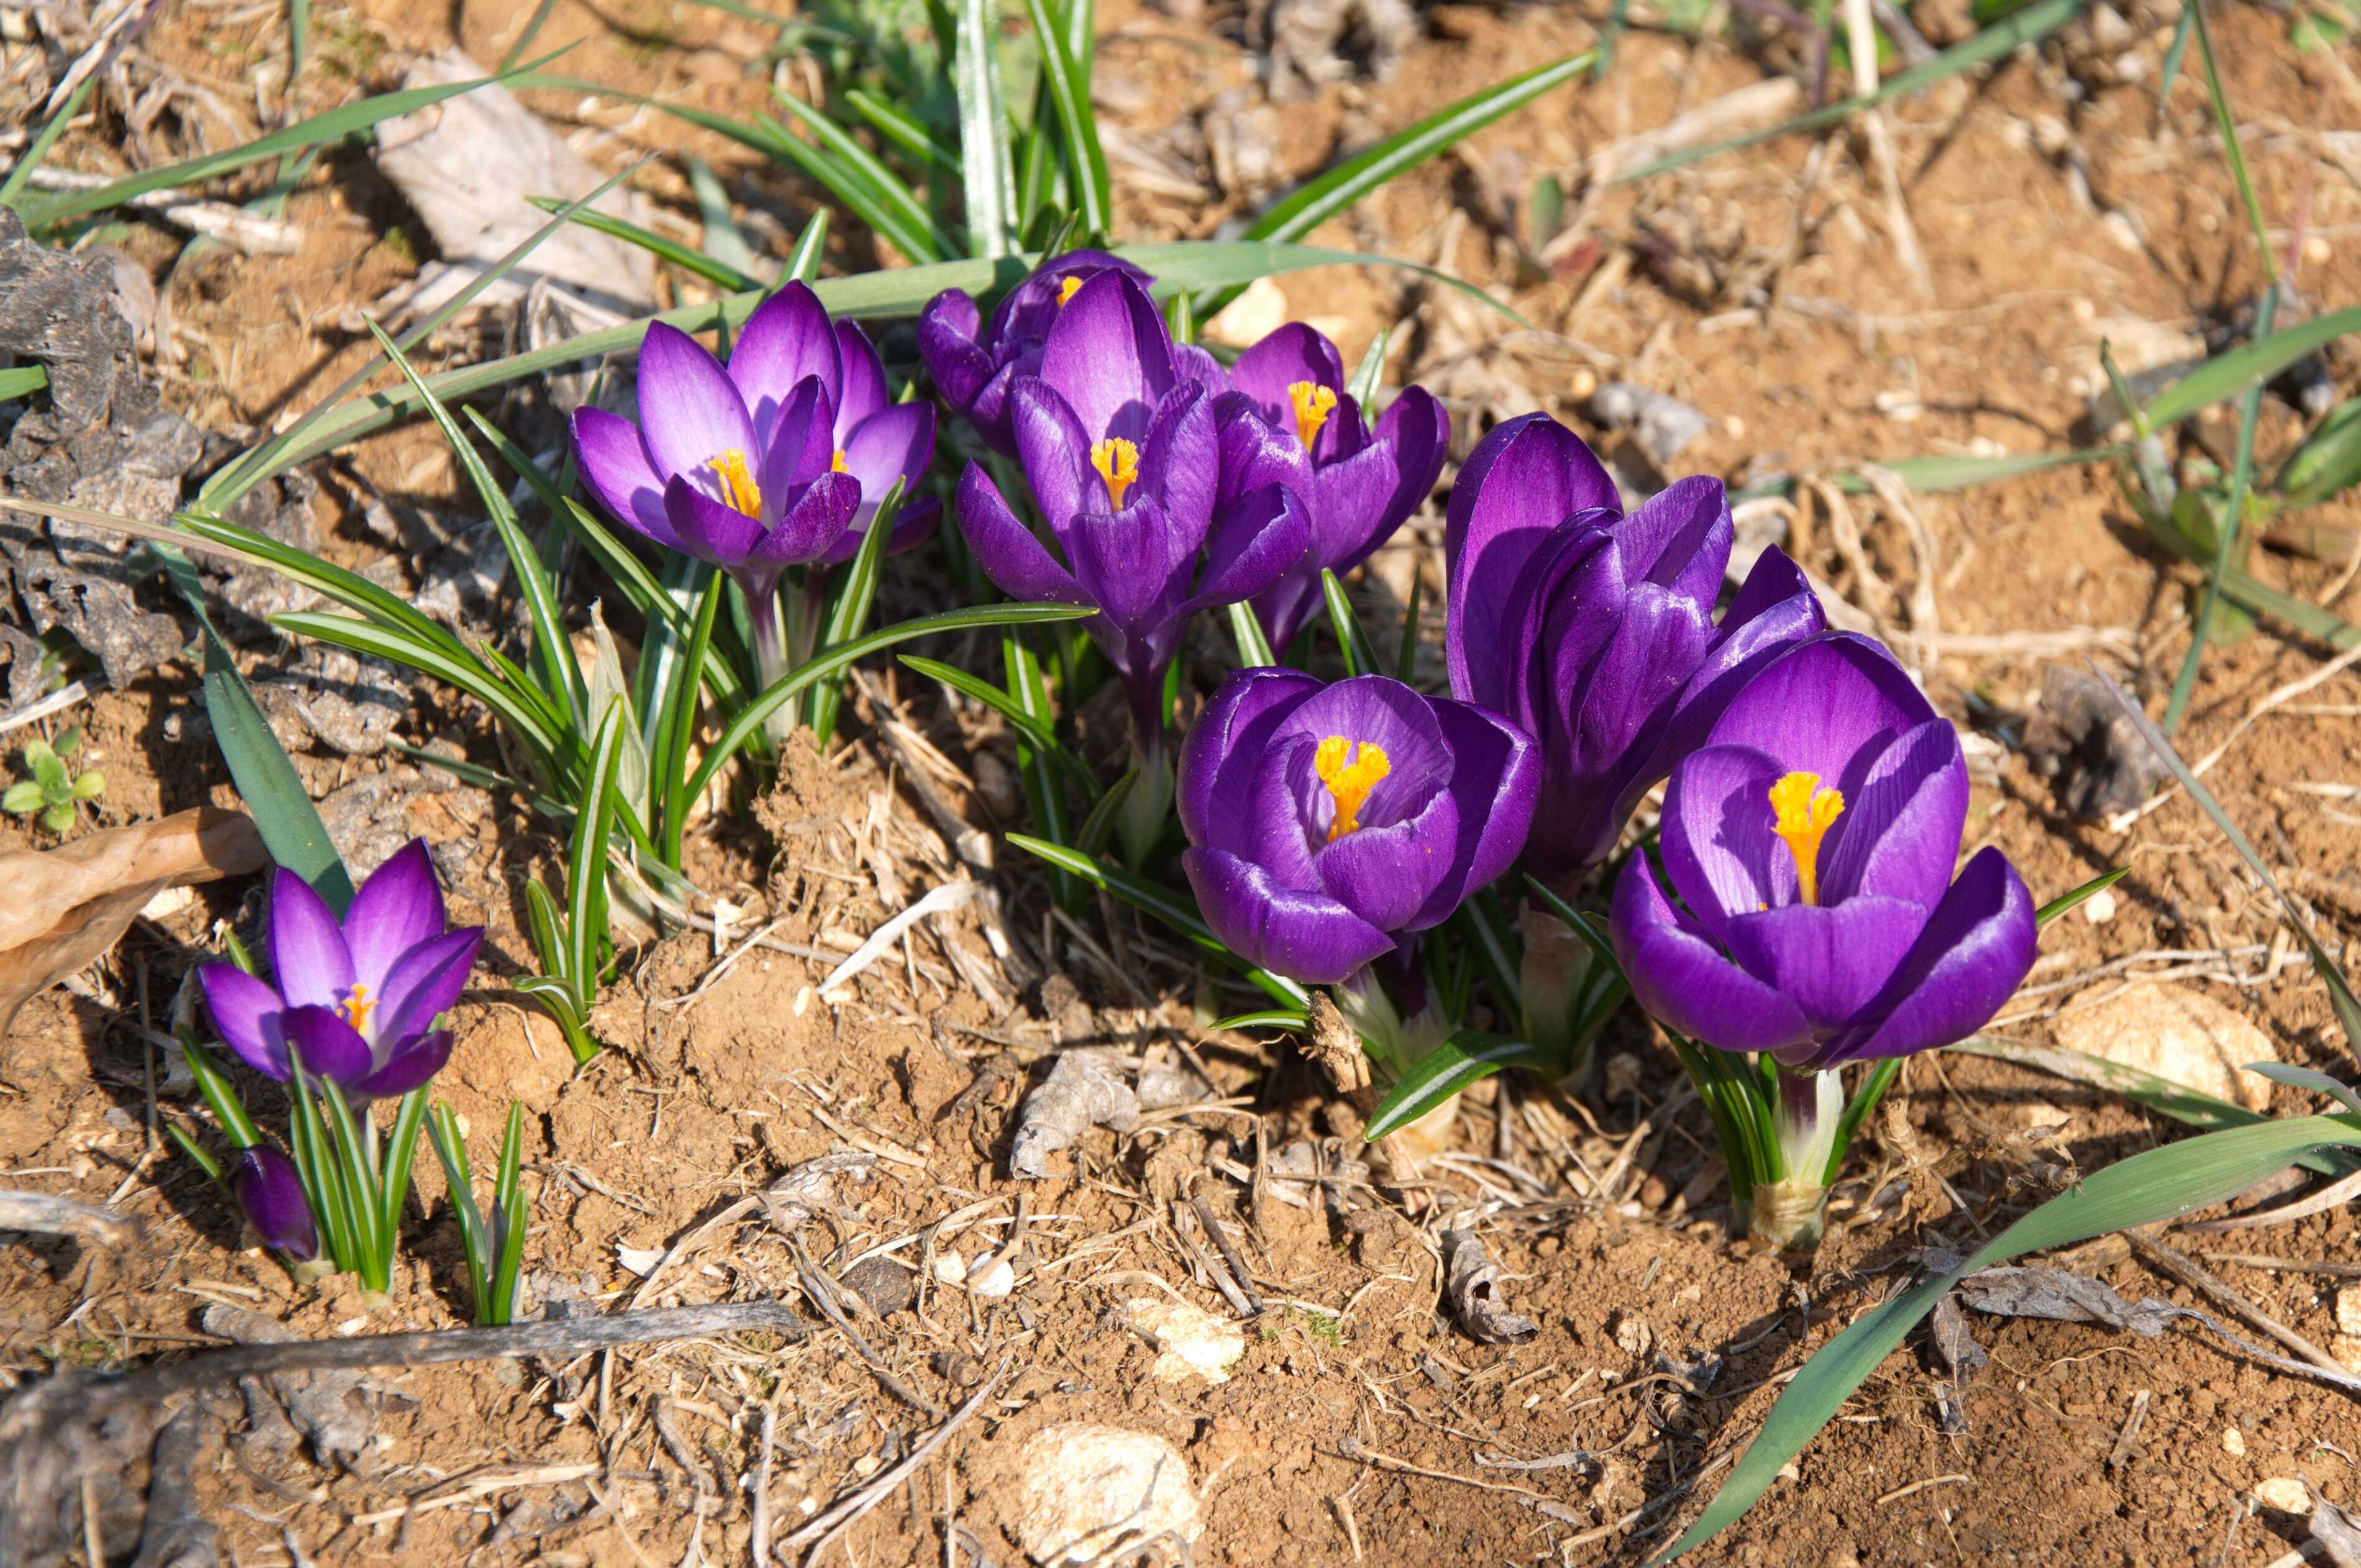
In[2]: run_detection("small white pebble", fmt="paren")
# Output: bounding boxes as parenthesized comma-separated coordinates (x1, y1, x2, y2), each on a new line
(2336, 1285, 2361, 1337)
(968, 1257, 1016, 1298)
(2082, 889, 2117, 925)
(2224, 1426, 2247, 1457)
(932, 1252, 967, 1285)
(2256, 1477, 2309, 1511)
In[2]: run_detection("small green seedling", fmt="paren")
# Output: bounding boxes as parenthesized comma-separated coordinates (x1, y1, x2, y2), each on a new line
(4, 727, 104, 832)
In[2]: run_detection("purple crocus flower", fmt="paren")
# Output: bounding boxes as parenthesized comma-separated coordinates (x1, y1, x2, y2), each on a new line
(954, 269, 1309, 747)
(921, 249, 1165, 456)
(1176, 668, 1538, 985)
(573, 283, 916, 677)
(1215, 324, 1448, 652)
(1446, 413, 1827, 884)
(199, 841, 483, 1101)
(232, 1144, 318, 1260)
(1609, 632, 2039, 1072)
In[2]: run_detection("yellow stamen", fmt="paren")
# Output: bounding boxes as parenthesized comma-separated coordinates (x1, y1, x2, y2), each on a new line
(1287, 380, 1338, 451)
(339, 983, 377, 1036)
(1313, 736, 1392, 842)
(1768, 770, 1846, 907)
(1057, 275, 1084, 307)
(1089, 437, 1141, 509)
(830, 449, 849, 473)
(707, 449, 763, 518)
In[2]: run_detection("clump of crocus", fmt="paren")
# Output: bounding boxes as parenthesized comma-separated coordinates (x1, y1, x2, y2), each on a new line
(920, 249, 1154, 456)
(1444, 413, 1824, 1075)
(231, 1144, 319, 1264)
(1610, 632, 2039, 1248)
(198, 840, 483, 1100)
(1212, 323, 1448, 653)
(955, 269, 1309, 829)
(574, 283, 932, 691)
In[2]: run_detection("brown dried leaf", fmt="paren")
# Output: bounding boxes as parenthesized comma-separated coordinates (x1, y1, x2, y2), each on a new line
(1441, 1229, 1538, 1344)
(0, 808, 265, 1041)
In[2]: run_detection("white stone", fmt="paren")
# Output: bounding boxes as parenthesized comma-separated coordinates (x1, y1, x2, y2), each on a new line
(2255, 1477, 2310, 1512)
(2050, 984, 2279, 1113)
(1015, 1425, 1201, 1565)
(1124, 1299, 1246, 1384)
(2336, 1286, 2361, 1338)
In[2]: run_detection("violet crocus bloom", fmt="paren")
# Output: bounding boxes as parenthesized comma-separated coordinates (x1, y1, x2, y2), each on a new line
(1445, 413, 1826, 883)
(232, 1144, 317, 1260)
(573, 283, 905, 677)
(1609, 632, 2039, 1073)
(1215, 324, 1448, 652)
(1176, 669, 1538, 985)
(955, 269, 1309, 747)
(199, 841, 483, 1101)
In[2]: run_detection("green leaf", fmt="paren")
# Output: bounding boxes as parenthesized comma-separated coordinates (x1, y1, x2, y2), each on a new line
(2035, 865, 2128, 925)
(953, 0, 1021, 258)
(0, 70, 98, 214)
(2143, 302, 2361, 430)
(70, 770, 104, 800)
(1655, 1113, 2361, 1563)
(1, 781, 43, 814)
(1346, 327, 1391, 408)
(2166, 285, 2276, 732)
(273, 611, 562, 767)
(684, 154, 761, 278)
(900, 653, 1101, 797)
(1207, 1008, 1310, 1032)
(1321, 568, 1381, 677)
(527, 195, 764, 291)
(19, 50, 575, 229)
(569, 705, 630, 1001)
(427, 1103, 490, 1321)
(201, 620, 354, 911)
(687, 603, 1093, 805)
(845, 88, 961, 175)
(1071, 765, 1136, 858)
(1364, 1030, 1553, 1141)
(771, 90, 945, 263)
(1021, 0, 1110, 235)
(0, 366, 48, 401)
(1226, 599, 1276, 669)
(1005, 833, 1310, 1009)
(785, 208, 830, 280)
(2244, 1061, 2361, 1119)
(807, 481, 905, 749)
(2277, 398, 2361, 506)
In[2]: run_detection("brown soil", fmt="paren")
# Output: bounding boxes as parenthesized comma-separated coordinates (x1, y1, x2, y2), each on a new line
(6, 0, 2361, 1565)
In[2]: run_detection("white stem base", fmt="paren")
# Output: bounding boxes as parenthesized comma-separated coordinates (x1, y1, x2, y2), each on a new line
(1748, 1174, 1831, 1252)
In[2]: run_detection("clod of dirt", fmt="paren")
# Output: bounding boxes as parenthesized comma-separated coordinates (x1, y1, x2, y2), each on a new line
(255, 645, 413, 758)
(1200, 89, 1289, 206)
(1441, 1229, 1539, 1344)
(1122, 1298, 1246, 1383)
(368, 49, 658, 324)
(2019, 665, 2171, 818)
(0, 808, 266, 1041)
(198, 1304, 372, 1470)
(1266, 0, 1417, 101)
(1134, 1064, 1202, 1110)
(2048, 983, 2279, 1112)
(128, 1406, 219, 1568)
(2339, 1287, 2361, 1338)
(1586, 383, 1712, 471)
(1925, 1293, 1985, 1434)
(839, 1254, 916, 1318)
(1008, 1051, 1139, 1179)
(1013, 1424, 1202, 1564)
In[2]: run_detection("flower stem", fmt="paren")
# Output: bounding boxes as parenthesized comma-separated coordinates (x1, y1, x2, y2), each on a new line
(1750, 1065, 1842, 1251)
(1517, 895, 1615, 1090)
(1115, 723, 1172, 867)
(749, 588, 798, 749)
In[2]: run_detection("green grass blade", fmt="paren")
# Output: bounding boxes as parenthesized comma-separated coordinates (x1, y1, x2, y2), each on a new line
(1618, 0, 2084, 185)
(786, 209, 830, 280)
(20, 50, 573, 230)
(1021, 0, 1110, 235)
(1822, 1056, 1902, 1185)
(0, 367, 48, 401)
(1226, 601, 1276, 668)
(1002, 627, 1076, 907)
(1321, 568, 1381, 677)
(844, 89, 961, 175)
(2185, 0, 2275, 281)
(2142, 302, 2361, 429)
(771, 92, 945, 263)
(685, 154, 761, 278)
(1365, 1031, 1551, 1140)
(1653, 1113, 2361, 1563)
(2154, 0, 2195, 127)
(900, 653, 1101, 797)
(273, 611, 562, 763)
(377, 1087, 432, 1246)
(1207, 1008, 1309, 1032)
(528, 196, 764, 291)
(686, 604, 1092, 803)
(807, 481, 903, 749)
(1005, 834, 1310, 1008)
(1346, 327, 1391, 406)
(2035, 865, 2129, 925)
(659, 568, 725, 870)
(426, 1104, 490, 1317)
(199, 619, 354, 911)
(167, 509, 477, 663)
(2165, 288, 2275, 732)
(1458, 889, 1526, 1017)
(0, 71, 99, 212)
(2093, 663, 2361, 1060)
(2245, 1062, 2361, 1119)
(954, 0, 1021, 258)
(569, 705, 629, 996)
(1395, 570, 1422, 683)
(490, 1102, 528, 1325)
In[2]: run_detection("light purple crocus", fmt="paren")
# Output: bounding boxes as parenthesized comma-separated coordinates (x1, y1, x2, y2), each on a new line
(1176, 669, 1538, 985)
(232, 1144, 317, 1260)
(198, 841, 483, 1101)
(1214, 324, 1448, 652)
(1446, 413, 1826, 884)
(954, 269, 1309, 748)
(573, 283, 934, 678)
(1609, 632, 2039, 1072)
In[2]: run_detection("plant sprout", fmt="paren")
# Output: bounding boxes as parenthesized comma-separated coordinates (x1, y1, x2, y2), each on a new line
(4, 727, 104, 833)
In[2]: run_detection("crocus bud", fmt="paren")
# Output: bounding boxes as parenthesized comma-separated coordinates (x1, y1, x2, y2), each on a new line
(231, 1145, 317, 1261)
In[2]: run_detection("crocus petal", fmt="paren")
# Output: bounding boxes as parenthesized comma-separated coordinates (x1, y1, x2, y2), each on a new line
(1036, 270, 1174, 445)
(1010, 378, 1096, 537)
(1810, 849, 2038, 1069)
(954, 463, 1090, 607)
(342, 838, 445, 996)
(281, 1003, 374, 1085)
(1271, 676, 1456, 831)
(572, 407, 679, 549)
(729, 283, 842, 447)
(1236, 734, 1327, 888)
(1814, 717, 1970, 911)
(1182, 482, 1310, 617)
(839, 401, 936, 519)
(833, 319, 888, 429)
(918, 289, 991, 411)
(1371, 385, 1448, 540)
(1229, 323, 1346, 455)
(665, 473, 764, 571)
(1066, 496, 1184, 635)
(1445, 413, 1619, 709)
(756, 378, 839, 500)
(1176, 667, 1323, 850)
(1704, 632, 1938, 778)
(1138, 383, 1217, 542)
(267, 867, 352, 1012)
(636, 322, 756, 482)
(1612, 474, 1732, 607)
(1642, 545, 1826, 777)
(350, 1027, 455, 1100)
(1405, 697, 1540, 929)
(1657, 742, 1793, 939)
(1720, 896, 1929, 1036)
(749, 473, 862, 573)
(199, 962, 289, 1080)
(1610, 855, 1814, 1056)
(1181, 847, 1396, 986)
(1308, 437, 1410, 574)
(231, 1147, 317, 1259)
(1312, 787, 1458, 932)
(372, 924, 485, 1051)
(885, 494, 941, 554)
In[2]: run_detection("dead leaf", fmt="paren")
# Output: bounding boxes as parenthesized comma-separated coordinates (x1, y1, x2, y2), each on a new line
(0, 808, 266, 1041)
(1441, 1229, 1538, 1344)
(1008, 1051, 1139, 1180)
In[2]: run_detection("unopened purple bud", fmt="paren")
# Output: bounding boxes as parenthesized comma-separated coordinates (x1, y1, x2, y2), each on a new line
(231, 1145, 317, 1260)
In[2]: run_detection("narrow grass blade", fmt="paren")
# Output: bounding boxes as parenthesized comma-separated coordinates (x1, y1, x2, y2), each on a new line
(1021, 0, 1110, 235)
(2153, 0, 2194, 127)
(2093, 663, 2361, 1060)
(569, 706, 629, 995)
(807, 482, 904, 749)
(2143, 303, 2361, 428)
(1072, 767, 1135, 859)
(274, 611, 562, 764)
(199, 621, 353, 911)
(1395, 570, 1422, 683)
(1006, 834, 1311, 1008)
(1824, 1057, 1901, 1184)
(846, 89, 961, 175)
(1226, 601, 1276, 668)
(687, 604, 1092, 803)
(0, 71, 98, 211)
(773, 91, 944, 263)
(2184, 0, 2275, 278)
(954, 0, 1020, 258)
(900, 654, 1101, 796)
(529, 196, 763, 291)
(657, 567, 724, 870)
(2035, 865, 2128, 925)
(427, 1104, 490, 1318)
(1653, 1114, 2361, 1563)
(2165, 288, 2274, 731)
(1207, 1008, 1309, 1032)
(1366, 1031, 1551, 1141)
(490, 1103, 528, 1324)
(1002, 627, 1077, 907)
(0, 367, 48, 401)
(1459, 888, 1526, 1017)
(377, 1088, 431, 1245)
(685, 154, 760, 278)
(786, 209, 830, 280)
(1321, 568, 1381, 677)
(2244, 1062, 2361, 1119)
